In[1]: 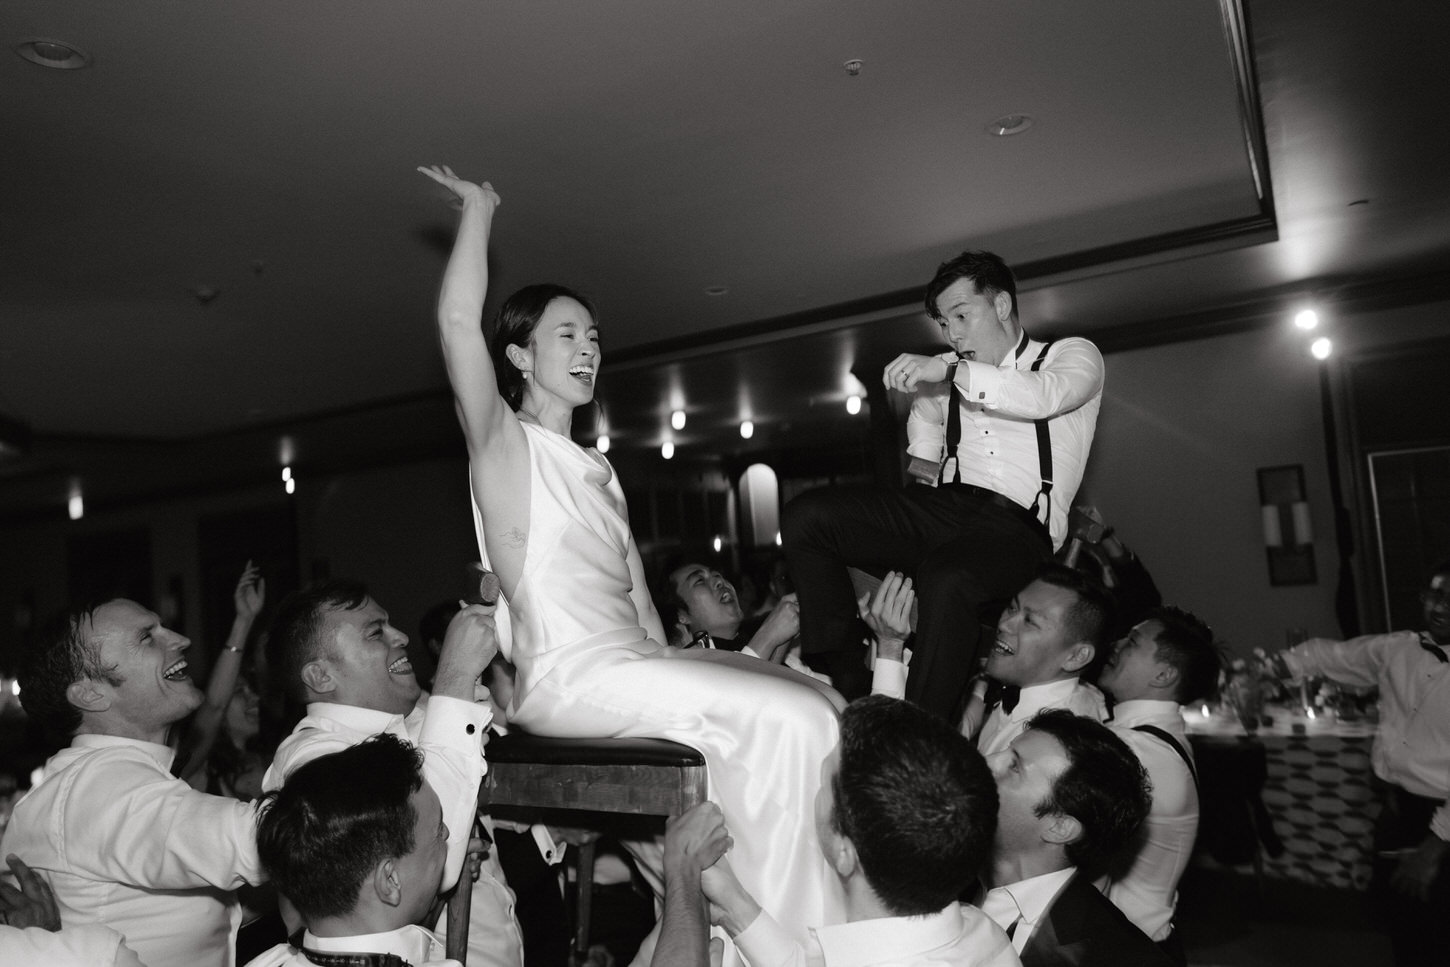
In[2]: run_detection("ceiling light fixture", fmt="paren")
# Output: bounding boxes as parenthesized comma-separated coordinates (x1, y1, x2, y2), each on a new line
(671, 409, 686, 431)
(596, 434, 611, 453)
(845, 395, 862, 415)
(15, 38, 91, 70)
(661, 441, 675, 460)
(68, 488, 84, 521)
(1294, 309, 1319, 331)
(986, 114, 1034, 137)
(1310, 337, 1333, 360)
(704, 285, 728, 297)
(739, 420, 754, 440)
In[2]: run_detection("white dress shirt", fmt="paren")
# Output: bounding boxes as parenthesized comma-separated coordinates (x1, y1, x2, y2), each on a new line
(0, 923, 146, 967)
(244, 924, 459, 967)
(1104, 699, 1198, 941)
(264, 694, 523, 967)
(907, 335, 1103, 549)
(0, 734, 265, 967)
(981, 868, 1075, 957)
(734, 901, 1021, 967)
(1285, 631, 1450, 839)
(976, 679, 1108, 757)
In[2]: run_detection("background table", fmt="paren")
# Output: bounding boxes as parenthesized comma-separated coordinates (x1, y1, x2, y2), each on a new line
(1186, 705, 1380, 890)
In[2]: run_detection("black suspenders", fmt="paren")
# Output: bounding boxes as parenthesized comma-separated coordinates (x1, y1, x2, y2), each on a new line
(939, 334, 1056, 527)
(1132, 724, 1200, 792)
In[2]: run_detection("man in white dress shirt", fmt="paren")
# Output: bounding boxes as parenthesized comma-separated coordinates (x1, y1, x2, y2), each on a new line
(783, 250, 1103, 716)
(263, 579, 519, 967)
(0, 598, 266, 967)
(246, 734, 459, 967)
(701, 695, 1020, 967)
(1278, 559, 1450, 967)
(972, 566, 1110, 756)
(982, 710, 1167, 967)
(1096, 607, 1219, 964)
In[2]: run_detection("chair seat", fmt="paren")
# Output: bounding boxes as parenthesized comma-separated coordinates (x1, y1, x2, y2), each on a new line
(486, 732, 708, 817)
(488, 732, 706, 768)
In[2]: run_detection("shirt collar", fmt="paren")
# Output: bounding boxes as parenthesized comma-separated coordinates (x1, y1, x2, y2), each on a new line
(990, 868, 1075, 931)
(306, 702, 415, 734)
(302, 925, 437, 962)
(1010, 678, 1083, 721)
(71, 733, 176, 770)
(812, 904, 966, 966)
(1107, 699, 1182, 729)
(1002, 329, 1033, 369)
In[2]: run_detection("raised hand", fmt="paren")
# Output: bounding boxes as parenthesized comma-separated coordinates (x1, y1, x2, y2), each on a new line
(858, 571, 914, 661)
(748, 593, 800, 664)
(232, 560, 265, 621)
(418, 164, 501, 213)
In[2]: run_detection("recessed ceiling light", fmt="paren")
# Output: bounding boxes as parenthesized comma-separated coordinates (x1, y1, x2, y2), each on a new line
(671, 409, 687, 431)
(843, 59, 863, 77)
(15, 38, 91, 70)
(705, 285, 728, 297)
(986, 114, 1034, 137)
(1347, 198, 1370, 207)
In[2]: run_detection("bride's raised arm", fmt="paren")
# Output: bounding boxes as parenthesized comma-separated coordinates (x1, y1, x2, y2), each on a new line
(418, 165, 525, 465)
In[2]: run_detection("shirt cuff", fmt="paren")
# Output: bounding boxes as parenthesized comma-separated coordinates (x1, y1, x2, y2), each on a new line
(734, 910, 801, 967)
(419, 694, 493, 767)
(532, 824, 566, 865)
(961, 359, 1003, 406)
(871, 658, 908, 699)
(1430, 802, 1450, 842)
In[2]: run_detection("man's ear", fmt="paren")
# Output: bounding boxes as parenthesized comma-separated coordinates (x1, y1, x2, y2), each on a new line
(300, 660, 336, 698)
(993, 290, 1013, 322)
(66, 679, 111, 714)
(823, 826, 859, 879)
(1061, 642, 1096, 674)
(374, 858, 403, 907)
(1151, 662, 1181, 694)
(1042, 812, 1082, 850)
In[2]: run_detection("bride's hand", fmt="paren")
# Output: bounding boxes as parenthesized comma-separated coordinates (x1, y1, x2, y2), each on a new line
(417, 164, 501, 211)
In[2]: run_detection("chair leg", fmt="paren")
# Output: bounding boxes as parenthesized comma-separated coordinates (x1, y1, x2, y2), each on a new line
(572, 838, 597, 964)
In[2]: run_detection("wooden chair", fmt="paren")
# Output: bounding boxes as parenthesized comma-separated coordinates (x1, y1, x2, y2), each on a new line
(445, 732, 707, 963)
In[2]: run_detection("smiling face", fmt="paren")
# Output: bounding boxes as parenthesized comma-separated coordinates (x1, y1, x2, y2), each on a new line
(1097, 619, 1167, 702)
(669, 564, 743, 639)
(985, 579, 1089, 688)
(316, 598, 419, 715)
(931, 278, 1020, 366)
(1423, 572, 1450, 645)
(513, 296, 600, 411)
(85, 599, 203, 741)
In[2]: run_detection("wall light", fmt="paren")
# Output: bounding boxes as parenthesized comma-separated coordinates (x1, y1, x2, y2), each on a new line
(739, 420, 754, 440)
(1294, 309, 1319, 331)
(671, 409, 687, 431)
(1310, 337, 1333, 360)
(661, 440, 675, 460)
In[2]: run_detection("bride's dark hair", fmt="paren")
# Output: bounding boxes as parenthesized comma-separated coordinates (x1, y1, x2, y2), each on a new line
(490, 284, 599, 411)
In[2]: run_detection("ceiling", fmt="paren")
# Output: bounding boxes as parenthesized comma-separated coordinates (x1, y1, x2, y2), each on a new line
(2, 0, 1449, 520)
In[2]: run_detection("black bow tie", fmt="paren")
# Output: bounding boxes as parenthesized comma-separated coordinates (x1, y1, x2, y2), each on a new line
(987, 681, 1021, 714)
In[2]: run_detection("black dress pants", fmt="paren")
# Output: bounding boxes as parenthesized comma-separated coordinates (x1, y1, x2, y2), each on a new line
(1369, 783, 1450, 967)
(782, 482, 1050, 719)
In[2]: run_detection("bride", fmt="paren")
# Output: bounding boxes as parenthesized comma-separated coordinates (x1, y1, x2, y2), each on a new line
(418, 165, 847, 963)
